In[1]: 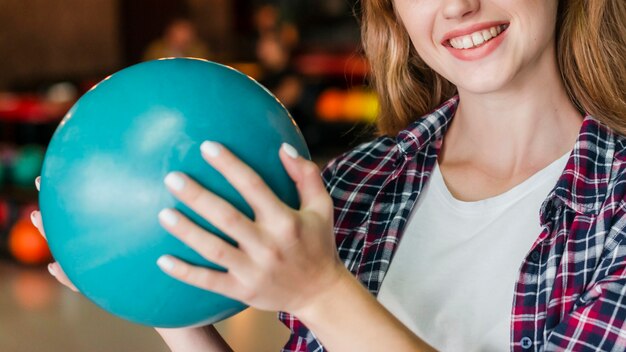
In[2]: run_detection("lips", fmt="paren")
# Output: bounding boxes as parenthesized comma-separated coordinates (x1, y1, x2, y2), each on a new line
(441, 21, 510, 61)
(441, 21, 510, 49)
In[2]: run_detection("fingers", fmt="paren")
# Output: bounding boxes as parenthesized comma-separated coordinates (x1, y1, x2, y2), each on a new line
(48, 262, 79, 292)
(157, 208, 251, 274)
(157, 255, 245, 301)
(163, 172, 267, 253)
(279, 143, 332, 213)
(30, 211, 46, 240)
(31, 210, 78, 292)
(199, 141, 288, 218)
(35, 176, 41, 191)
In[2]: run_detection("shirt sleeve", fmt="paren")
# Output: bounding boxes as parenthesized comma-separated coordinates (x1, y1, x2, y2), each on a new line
(544, 231, 626, 350)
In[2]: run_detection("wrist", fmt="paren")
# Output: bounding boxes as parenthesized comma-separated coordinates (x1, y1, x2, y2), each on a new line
(156, 325, 232, 352)
(292, 265, 359, 323)
(287, 267, 435, 352)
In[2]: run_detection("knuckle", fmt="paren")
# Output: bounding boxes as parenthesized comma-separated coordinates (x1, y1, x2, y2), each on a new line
(302, 163, 320, 178)
(277, 214, 299, 239)
(221, 209, 242, 227)
(209, 244, 226, 262)
(199, 270, 214, 285)
(320, 194, 334, 211)
(246, 173, 264, 189)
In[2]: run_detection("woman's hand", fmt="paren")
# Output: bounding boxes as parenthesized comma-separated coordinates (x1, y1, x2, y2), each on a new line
(157, 142, 346, 315)
(157, 144, 434, 352)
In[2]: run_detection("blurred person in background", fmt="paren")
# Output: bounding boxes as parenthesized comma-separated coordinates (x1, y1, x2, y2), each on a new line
(143, 18, 211, 61)
(256, 32, 302, 111)
(253, 4, 299, 52)
(252, 4, 311, 145)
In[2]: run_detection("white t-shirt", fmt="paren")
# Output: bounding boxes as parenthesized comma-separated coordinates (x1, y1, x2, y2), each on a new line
(377, 151, 570, 351)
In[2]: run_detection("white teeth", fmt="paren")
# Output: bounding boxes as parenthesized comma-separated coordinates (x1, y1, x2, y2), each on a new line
(462, 36, 473, 49)
(448, 25, 506, 50)
(471, 32, 484, 46)
(481, 29, 492, 41)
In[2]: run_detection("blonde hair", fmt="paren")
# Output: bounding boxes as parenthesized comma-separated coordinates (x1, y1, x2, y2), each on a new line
(361, 0, 626, 137)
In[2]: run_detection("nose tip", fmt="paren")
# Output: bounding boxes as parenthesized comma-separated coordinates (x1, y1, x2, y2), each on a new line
(442, 0, 480, 19)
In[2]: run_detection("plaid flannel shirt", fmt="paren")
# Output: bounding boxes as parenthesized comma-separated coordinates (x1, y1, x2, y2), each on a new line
(279, 96, 626, 351)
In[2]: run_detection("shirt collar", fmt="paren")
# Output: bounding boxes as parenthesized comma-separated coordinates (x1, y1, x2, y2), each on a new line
(396, 96, 459, 157)
(548, 115, 616, 216)
(395, 95, 617, 216)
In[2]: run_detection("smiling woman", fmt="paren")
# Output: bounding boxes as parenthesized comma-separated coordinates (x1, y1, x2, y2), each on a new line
(36, 1, 626, 352)
(364, 0, 626, 138)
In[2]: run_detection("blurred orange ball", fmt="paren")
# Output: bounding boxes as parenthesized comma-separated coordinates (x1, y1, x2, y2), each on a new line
(343, 90, 365, 122)
(8, 218, 52, 265)
(316, 89, 345, 121)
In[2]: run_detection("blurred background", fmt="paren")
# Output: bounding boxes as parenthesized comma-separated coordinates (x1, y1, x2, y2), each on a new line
(0, 0, 377, 351)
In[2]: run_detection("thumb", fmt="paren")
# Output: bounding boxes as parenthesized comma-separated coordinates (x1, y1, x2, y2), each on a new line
(279, 143, 329, 212)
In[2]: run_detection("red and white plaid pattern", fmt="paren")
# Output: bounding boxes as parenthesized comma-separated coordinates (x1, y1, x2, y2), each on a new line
(279, 96, 626, 351)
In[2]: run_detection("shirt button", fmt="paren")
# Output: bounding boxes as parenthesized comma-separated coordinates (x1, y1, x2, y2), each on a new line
(520, 337, 533, 349)
(530, 251, 540, 262)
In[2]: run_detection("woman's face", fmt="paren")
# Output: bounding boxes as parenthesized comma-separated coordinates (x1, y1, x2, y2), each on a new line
(393, 0, 559, 94)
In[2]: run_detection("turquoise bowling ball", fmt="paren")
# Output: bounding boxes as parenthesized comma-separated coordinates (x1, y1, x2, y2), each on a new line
(39, 58, 310, 327)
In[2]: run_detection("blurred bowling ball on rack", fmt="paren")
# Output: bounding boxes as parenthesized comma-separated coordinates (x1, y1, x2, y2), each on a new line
(361, 91, 379, 123)
(12, 145, 45, 187)
(315, 88, 379, 123)
(39, 58, 310, 327)
(343, 90, 364, 122)
(315, 88, 344, 121)
(8, 217, 52, 265)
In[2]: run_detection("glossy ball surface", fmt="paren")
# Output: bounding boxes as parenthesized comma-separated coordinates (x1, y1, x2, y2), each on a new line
(40, 58, 309, 327)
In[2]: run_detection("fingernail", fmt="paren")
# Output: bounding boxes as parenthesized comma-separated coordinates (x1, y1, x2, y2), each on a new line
(48, 263, 56, 276)
(30, 211, 38, 226)
(282, 143, 299, 159)
(164, 172, 185, 191)
(35, 176, 41, 191)
(157, 255, 176, 271)
(158, 209, 179, 226)
(200, 141, 221, 158)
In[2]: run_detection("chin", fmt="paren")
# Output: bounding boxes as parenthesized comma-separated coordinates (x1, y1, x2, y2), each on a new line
(450, 70, 515, 95)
